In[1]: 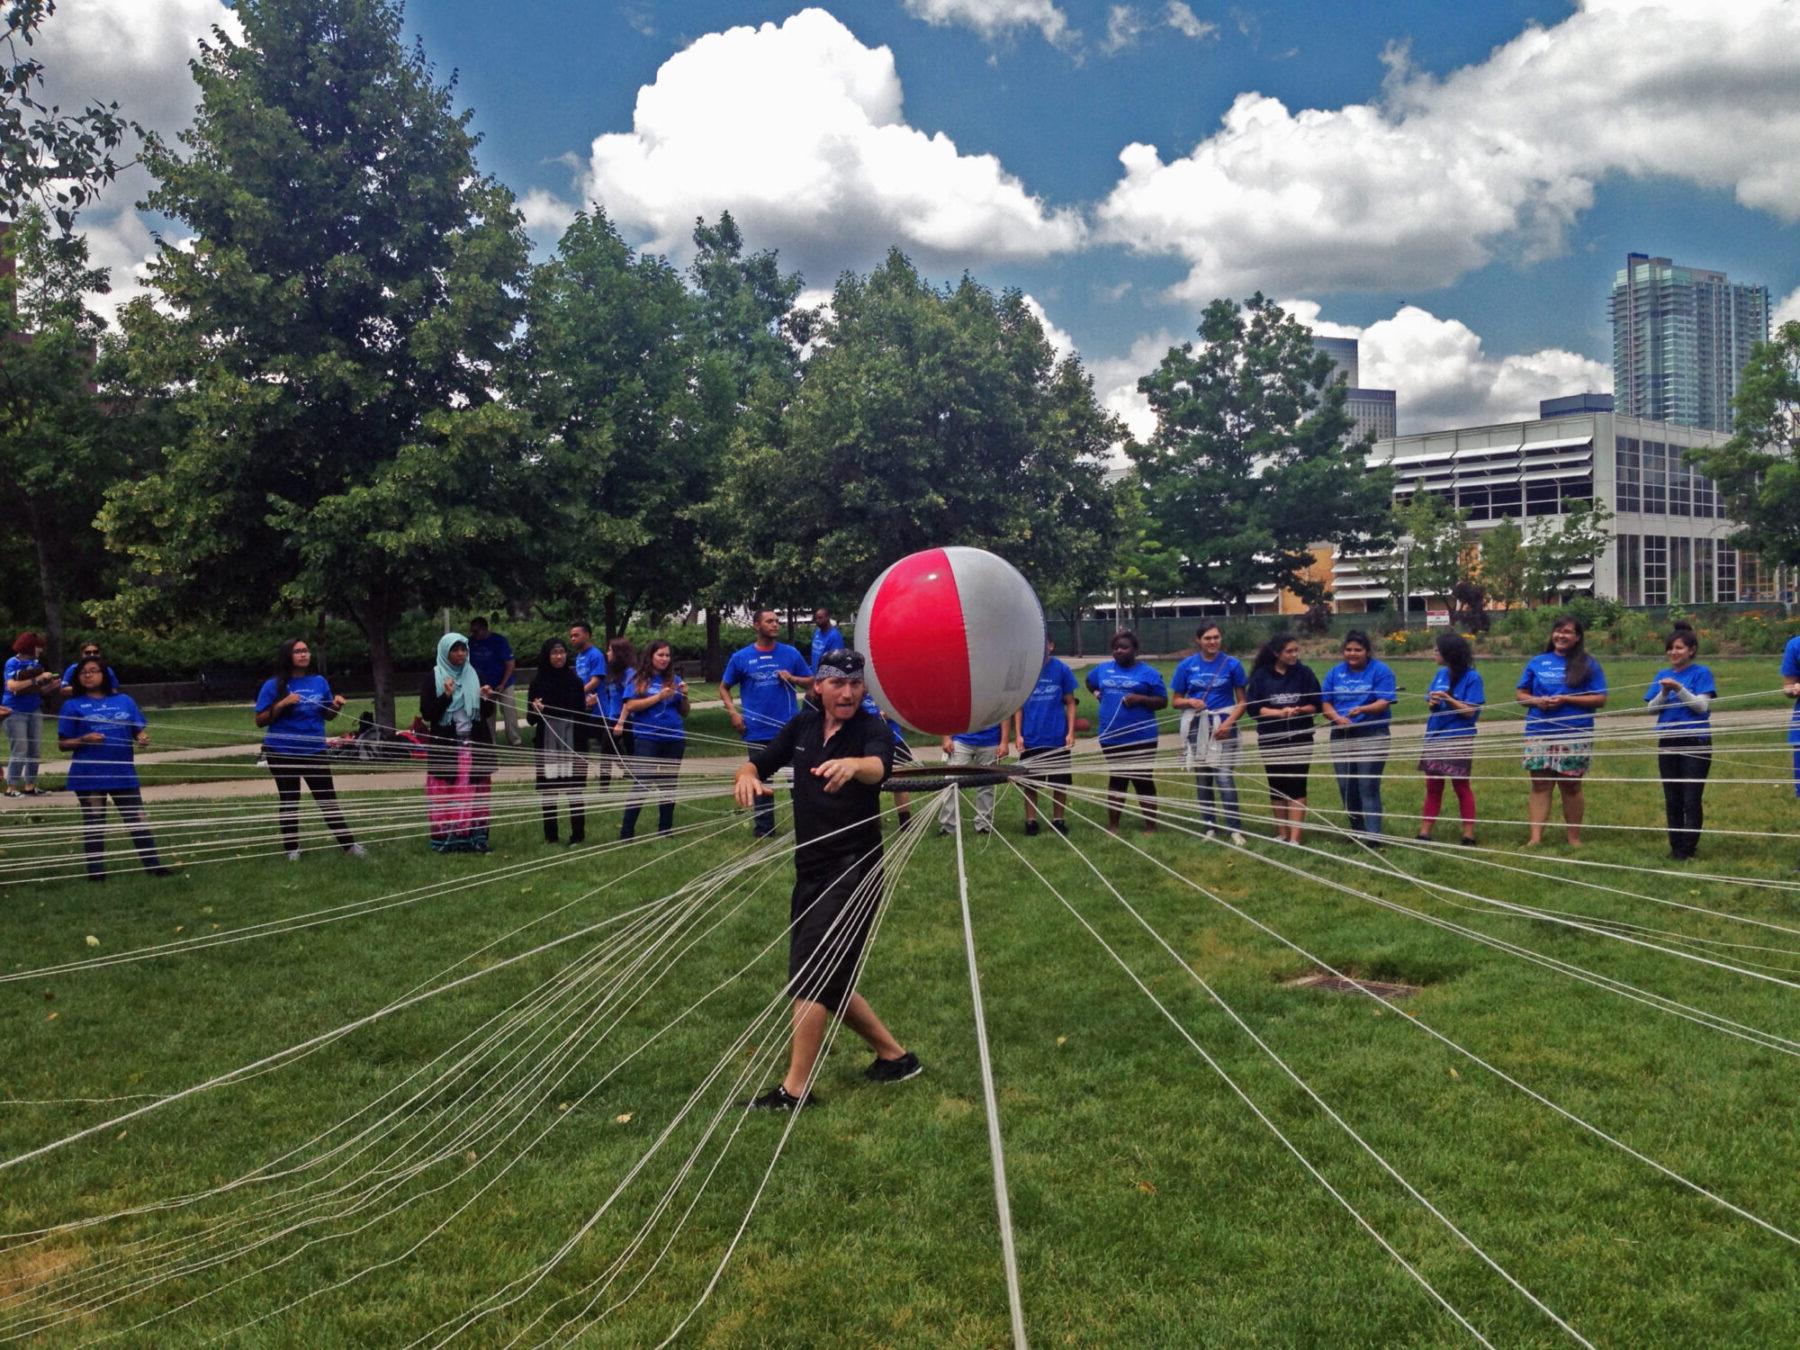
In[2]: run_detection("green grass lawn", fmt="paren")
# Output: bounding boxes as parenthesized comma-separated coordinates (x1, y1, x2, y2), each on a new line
(4, 710, 1800, 1345)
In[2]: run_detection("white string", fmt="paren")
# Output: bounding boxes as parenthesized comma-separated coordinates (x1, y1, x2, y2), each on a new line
(951, 796, 1030, 1350)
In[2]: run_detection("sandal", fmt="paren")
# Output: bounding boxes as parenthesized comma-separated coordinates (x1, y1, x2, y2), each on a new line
(3, 789, 19, 799)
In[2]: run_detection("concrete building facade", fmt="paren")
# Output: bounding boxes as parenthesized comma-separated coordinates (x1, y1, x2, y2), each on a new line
(1610, 253, 1770, 433)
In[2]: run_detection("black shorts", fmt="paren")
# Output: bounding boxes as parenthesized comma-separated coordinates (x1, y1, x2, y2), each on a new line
(1019, 745, 1072, 785)
(788, 854, 882, 1013)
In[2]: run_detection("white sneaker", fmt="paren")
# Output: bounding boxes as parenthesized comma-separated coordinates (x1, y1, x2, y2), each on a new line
(1230, 832, 1248, 846)
(1203, 828, 1218, 841)
(346, 843, 367, 858)
(285, 849, 302, 863)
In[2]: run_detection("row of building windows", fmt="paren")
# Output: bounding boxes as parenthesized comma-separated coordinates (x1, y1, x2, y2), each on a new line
(1617, 533, 1737, 605)
(1398, 476, 1592, 522)
(1614, 437, 1721, 517)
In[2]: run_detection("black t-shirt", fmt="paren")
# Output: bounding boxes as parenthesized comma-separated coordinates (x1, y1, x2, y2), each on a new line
(1245, 663, 1322, 742)
(749, 706, 895, 869)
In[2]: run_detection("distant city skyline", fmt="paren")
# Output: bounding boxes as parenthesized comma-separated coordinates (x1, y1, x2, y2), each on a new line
(33, 1, 1800, 438)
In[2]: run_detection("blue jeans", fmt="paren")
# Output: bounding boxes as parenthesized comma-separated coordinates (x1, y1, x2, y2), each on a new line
(6, 709, 42, 787)
(621, 735, 685, 837)
(1190, 731, 1241, 831)
(1330, 726, 1389, 836)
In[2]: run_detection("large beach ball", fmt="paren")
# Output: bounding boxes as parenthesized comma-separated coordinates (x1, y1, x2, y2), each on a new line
(855, 546, 1046, 736)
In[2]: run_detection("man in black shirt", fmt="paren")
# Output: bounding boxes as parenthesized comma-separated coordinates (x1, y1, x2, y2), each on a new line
(733, 647, 922, 1111)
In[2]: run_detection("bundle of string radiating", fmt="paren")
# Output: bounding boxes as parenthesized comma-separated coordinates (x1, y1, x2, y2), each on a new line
(0, 796, 939, 1345)
(6, 717, 1800, 1341)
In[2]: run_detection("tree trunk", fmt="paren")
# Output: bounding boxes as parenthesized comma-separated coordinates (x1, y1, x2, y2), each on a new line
(1069, 605, 1082, 658)
(25, 501, 64, 664)
(365, 612, 399, 737)
(704, 608, 723, 682)
(785, 606, 795, 643)
(312, 609, 330, 678)
(604, 592, 620, 640)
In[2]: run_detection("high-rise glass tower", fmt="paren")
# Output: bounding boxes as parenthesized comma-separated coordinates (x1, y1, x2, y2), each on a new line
(1610, 253, 1770, 432)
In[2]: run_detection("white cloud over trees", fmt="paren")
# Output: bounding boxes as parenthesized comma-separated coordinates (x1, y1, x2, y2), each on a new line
(1096, 0, 1800, 299)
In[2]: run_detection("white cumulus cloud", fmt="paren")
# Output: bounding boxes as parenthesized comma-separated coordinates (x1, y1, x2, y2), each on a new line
(1088, 329, 1185, 444)
(901, 0, 1070, 44)
(1285, 301, 1612, 433)
(581, 9, 1083, 282)
(1021, 294, 1076, 364)
(1096, 0, 1800, 300)
(28, 0, 242, 329)
(1774, 285, 1800, 328)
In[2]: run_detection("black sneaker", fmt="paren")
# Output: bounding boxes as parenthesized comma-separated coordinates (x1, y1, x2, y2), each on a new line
(1024, 820, 1040, 837)
(1051, 820, 1069, 836)
(743, 1084, 815, 1112)
(865, 1051, 923, 1084)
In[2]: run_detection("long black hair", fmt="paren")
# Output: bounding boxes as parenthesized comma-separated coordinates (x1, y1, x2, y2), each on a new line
(1435, 630, 1472, 684)
(1666, 619, 1699, 655)
(1253, 631, 1298, 673)
(71, 656, 115, 696)
(273, 637, 308, 700)
(1547, 612, 1591, 688)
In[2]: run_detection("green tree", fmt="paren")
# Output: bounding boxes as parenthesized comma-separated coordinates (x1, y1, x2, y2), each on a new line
(685, 212, 804, 674)
(1520, 500, 1614, 604)
(0, 207, 123, 656)
(1367, 491, 1473, 613)
(1103, 474, 1180, 627)
(1477, 516, 1529, 611)
(1689, 320, 1800, 571)
(517, 207, 699, 639)
(725, 249, 1117, 613)
(1131, 294, 1394, 612)
(2, 0, 137, 233)
(100, 0, 529, 730)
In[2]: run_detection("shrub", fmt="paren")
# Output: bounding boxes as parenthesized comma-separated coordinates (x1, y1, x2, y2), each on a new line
(1725, 610, 1786, 655)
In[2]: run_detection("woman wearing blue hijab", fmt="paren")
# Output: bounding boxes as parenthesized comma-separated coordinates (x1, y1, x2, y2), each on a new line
(419, 632, 497, 852)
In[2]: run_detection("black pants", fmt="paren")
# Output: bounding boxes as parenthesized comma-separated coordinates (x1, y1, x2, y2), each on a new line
(78, 788, 162, 878)
(1101, 741, 1158, 802)
(266, 752, 358, 853)
(1658, 737, 1712, 859)
(788, 853, 882, 1014)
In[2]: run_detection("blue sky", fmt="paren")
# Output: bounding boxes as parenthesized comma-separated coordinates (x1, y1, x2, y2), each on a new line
(45, 1, 1800, 435)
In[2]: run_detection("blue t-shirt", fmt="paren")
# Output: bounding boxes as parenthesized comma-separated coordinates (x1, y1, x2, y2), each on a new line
(598, 669, 629, 722)
(255, 674, 337, 755)
(57, 693, 145, 792)
(1019, 657, 1079, 749)
(1517, 652, 1608, 737)
(860, 695, 907, 745)
(1644, 663, 1715, 733)
(623, 669, 686, 743)
(1085, 660, 1168, 747)
(63, 663, 121, 690)
(3, 655, 48, 713)
(1170, 653, 1246, 714)
(1321, 659, 1398, 727)
(811, 625, 845, 669)
(573, 645, 605, 707)
(1783, 637, 1800, 746)
(722, 642, 812, 742)
(954, 723, 1004, 750)
(1424, 667, 1485, 740)
(467, 633, 514, 689)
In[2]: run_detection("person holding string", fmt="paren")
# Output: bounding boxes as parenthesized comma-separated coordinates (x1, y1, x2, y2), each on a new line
(4, 632, 60, 797)
(1321, 630, 1398, 845)
(1644, 621, 1716, 861)
(527, 636, 589, 846)
(1416, 631, 1484, 845)
(254, 637, 364, 861)
(57, 658, 170, 881)
(420, 632, 497, 853)
(60, 641, 120, 697)
(1170, 622, 1248, 844)
(618, 639, 689, 839)
(1516, 612, 1608, 847)
(1245, 632, 1321, 845)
